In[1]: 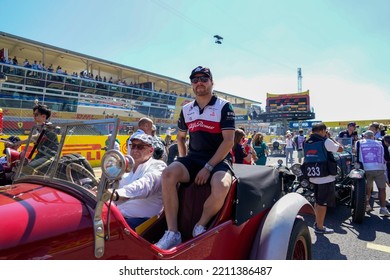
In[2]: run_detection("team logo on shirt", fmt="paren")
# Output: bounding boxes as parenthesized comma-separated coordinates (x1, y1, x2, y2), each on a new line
(188, 121, 215, 131)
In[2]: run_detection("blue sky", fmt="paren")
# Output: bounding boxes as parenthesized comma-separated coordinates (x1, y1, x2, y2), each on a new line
(1, 0, 389, 122)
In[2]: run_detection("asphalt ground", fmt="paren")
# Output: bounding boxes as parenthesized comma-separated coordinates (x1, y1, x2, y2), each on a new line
(267, 151, 390, 260)
(94, 151, 390, 260)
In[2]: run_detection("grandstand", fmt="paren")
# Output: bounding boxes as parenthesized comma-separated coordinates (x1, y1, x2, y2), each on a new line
(0, 31, 260, 135)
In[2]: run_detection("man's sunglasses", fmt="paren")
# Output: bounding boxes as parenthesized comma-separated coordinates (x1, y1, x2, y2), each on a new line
(191, 76, 210, 84)
(131, 143, 151, 150)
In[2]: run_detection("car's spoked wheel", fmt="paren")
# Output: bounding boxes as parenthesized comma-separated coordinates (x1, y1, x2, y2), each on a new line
(286, 219, 312, 260)
(66, 162, 99, 188)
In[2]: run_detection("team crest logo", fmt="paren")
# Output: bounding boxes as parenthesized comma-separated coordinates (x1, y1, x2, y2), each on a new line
(17, 122, 23, 128)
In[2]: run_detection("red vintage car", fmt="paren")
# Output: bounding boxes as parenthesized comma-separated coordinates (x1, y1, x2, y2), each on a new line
(0, 118, 315, 260)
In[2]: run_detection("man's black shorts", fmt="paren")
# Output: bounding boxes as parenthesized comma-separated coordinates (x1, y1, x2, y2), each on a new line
(313, 181, 336, 207)
(176, 155, 233, 183)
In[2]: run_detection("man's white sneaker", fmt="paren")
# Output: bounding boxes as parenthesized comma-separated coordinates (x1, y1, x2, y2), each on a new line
(366, 204, 373, 212)
(155, 231, 181, 250)
(192, 224, 207, 237)
(379, 208, 390, 217)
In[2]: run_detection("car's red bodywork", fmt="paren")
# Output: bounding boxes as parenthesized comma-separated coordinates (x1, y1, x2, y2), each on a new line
(0, 119, 315, 260)
(1, 181, 268, 260)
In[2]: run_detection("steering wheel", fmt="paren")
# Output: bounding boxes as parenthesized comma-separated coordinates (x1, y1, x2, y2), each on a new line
(66, 162, 99, 188)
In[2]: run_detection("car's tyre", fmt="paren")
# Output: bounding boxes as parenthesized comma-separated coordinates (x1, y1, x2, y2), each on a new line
(286, 218, 312, 260)
(351, 178, 366, 224)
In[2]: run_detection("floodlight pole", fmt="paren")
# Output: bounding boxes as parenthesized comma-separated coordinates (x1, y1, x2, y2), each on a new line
(297, 68, 302, 93)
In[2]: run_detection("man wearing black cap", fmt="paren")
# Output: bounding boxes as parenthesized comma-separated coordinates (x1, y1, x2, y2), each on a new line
(156, 66, 235, 250)
(338, 122, 357, 139)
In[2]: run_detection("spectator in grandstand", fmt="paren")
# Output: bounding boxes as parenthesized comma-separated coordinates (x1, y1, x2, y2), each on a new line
(23, 59, 31, 68)
(37, 61, 43, 71)
(12, 56, 18, 65)
(31, 60, 38, 70)
(156, 66, 235, 250)
(108, 133, 167, 230)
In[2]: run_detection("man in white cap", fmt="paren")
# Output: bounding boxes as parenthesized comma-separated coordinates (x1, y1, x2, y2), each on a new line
(126, 117, 153, 155)
(109, 133, 167, 229)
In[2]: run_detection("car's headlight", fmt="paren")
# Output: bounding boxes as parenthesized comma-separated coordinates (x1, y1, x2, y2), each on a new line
(290, 163, 303, 176)
(6, 148, 20, 168)
(101, 150, 126, 180)
(124, 155, 135, 173)
(349, 171, 364, 179)
(301, 179, 310, 188)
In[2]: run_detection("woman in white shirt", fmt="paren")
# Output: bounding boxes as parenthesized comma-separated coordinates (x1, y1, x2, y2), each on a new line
(285, 133, 295, 166)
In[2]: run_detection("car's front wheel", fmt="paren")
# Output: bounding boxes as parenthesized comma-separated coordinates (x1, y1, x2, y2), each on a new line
(351, 178, 366, 224)
(286, 218, 312, 260)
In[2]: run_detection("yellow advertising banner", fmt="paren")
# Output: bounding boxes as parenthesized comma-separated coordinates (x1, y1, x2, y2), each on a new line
(0, 135, 130, 167)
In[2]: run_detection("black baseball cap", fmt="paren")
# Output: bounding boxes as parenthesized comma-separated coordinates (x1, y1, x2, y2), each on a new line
(189, 66, 213, 80)
(348, 122, 356, 127)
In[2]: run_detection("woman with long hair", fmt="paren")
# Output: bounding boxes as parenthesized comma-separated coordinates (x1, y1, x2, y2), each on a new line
(232, 128, 252, 164)
(252, 132, 269, 165)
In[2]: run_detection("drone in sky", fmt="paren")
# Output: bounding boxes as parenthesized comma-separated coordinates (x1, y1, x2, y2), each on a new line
(214, 35, 223, 44)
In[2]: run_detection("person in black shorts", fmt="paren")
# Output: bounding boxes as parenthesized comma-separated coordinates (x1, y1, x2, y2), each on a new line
(304, 122, 343, 234)
(155, 66, 235, 250)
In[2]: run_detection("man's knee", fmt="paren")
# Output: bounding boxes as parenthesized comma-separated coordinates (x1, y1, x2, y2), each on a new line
(162, 162, 189, 186)
(210, 171, 232, 196)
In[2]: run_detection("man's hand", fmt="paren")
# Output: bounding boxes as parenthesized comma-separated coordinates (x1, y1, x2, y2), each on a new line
(195, 168, 211, 185)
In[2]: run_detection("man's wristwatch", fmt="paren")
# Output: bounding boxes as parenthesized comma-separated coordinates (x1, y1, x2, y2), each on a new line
(204, 163, 214, 172)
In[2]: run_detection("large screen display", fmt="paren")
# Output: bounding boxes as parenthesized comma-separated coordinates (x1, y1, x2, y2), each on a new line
(266, 90, 310, 113)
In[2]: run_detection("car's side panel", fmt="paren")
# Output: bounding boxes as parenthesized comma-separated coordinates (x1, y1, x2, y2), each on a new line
(0, 184, 95, 259)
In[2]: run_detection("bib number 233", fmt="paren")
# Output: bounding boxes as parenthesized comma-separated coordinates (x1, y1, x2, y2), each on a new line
(307, 166, 321, 177)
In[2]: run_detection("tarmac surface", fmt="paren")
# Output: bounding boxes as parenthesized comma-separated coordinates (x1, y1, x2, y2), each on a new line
(267, 150, 390, 260)
(94, 150, 390, 259)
